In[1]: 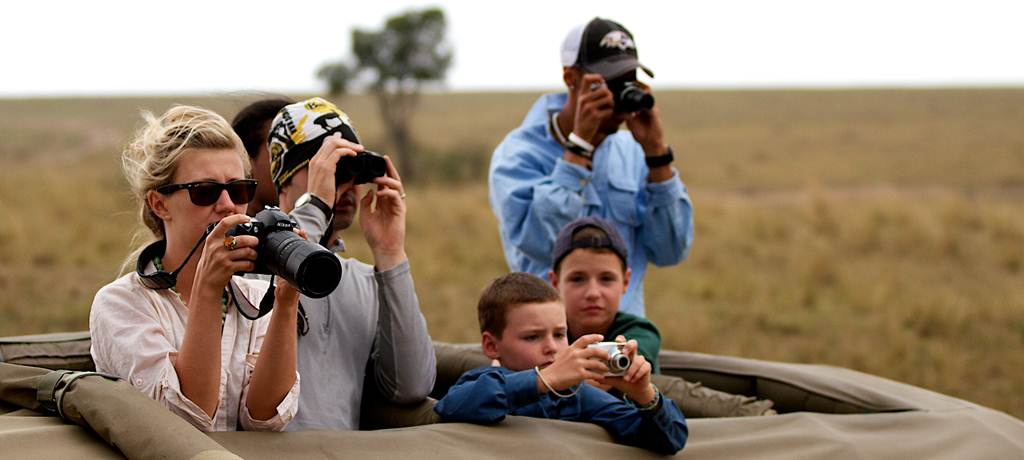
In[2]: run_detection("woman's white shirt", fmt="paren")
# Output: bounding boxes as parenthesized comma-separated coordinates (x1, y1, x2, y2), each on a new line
(89, 270, 299, 432)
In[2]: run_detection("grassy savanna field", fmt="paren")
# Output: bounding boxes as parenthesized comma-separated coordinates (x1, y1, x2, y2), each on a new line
(1, 89, 1022, 419)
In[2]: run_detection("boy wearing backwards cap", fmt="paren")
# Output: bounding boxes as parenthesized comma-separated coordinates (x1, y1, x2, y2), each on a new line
(434, 272, 687, 455)
(267, 97, 436, 431)
(549, 216, 661, 373)
(549, 217, 779, 416)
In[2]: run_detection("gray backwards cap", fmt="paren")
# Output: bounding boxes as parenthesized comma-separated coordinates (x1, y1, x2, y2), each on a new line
(552, 216, 629, 270)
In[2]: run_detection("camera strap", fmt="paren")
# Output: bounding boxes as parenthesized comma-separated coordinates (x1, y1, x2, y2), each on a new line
(229, 275, 276, 320)
(319, 213, 335, 248)
(138, 225, 278, 320)
(136, 226, 213, 290)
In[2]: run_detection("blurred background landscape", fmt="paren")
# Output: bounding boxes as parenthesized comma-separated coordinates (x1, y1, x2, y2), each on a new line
(1, 1, 1022, 419)
(2, 89, 1022, 418)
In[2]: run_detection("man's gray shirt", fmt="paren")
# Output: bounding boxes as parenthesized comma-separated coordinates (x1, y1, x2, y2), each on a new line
(277, 203, 436, 431)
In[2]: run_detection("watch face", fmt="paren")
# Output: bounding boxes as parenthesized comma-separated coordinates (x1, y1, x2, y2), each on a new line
(296, 193, 311, 208)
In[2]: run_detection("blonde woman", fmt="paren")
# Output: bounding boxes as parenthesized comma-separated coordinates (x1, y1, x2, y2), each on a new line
(90, 106, 300, 432)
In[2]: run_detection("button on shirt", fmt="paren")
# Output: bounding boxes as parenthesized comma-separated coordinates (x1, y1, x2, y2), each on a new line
(489, 93, 694, 316)
(90, 271, 300, 432)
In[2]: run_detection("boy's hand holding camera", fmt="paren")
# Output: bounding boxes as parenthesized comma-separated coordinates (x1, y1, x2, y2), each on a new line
(604, 335, 658, 406)
(536, 334, 609, 393)
(536, 334, 657, 406)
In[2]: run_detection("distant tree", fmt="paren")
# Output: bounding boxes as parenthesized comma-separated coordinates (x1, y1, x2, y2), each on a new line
(316, 62, 355, 97)
(316, 7, 453, 180)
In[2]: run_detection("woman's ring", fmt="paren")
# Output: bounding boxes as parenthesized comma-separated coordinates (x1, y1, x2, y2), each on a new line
(224, 236, 238, 251)
(400, 192, 407, 200)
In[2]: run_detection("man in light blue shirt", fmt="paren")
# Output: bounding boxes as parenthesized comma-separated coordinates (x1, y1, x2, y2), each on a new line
(489, 17, 694, 316)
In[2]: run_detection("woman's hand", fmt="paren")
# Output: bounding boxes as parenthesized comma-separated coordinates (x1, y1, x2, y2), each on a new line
(359, 155, 408, 271)
(192, 214, 258, 300)
(177, 214, 257, 418)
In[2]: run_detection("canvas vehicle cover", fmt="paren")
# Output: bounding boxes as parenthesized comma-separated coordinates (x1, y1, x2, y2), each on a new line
(2, 332, 1023, 459)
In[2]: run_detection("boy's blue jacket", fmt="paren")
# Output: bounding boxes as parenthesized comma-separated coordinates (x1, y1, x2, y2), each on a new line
(434, 366, 688, 455)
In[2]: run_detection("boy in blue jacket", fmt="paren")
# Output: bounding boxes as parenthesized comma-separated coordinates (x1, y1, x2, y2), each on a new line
(434, 273, 687, 455)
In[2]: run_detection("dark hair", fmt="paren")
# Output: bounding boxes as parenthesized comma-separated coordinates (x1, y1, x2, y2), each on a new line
(553, 225, 627, 274)
(231, 98, 292, 160)
(478, 272, 561, 337)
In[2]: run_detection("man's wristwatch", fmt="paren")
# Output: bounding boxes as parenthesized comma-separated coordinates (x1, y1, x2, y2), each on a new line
(295, 192, 333, 217)
(645, 146, 674, 168)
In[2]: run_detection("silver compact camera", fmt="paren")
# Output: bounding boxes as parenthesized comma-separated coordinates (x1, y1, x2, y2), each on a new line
(587, 342, 632, 376)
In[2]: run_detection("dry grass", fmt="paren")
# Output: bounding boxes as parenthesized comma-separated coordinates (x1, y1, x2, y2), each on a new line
(1, 89, 1022, 419)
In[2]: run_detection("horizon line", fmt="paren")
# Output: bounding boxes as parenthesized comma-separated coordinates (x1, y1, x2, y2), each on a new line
(3, 82, 1024, 100)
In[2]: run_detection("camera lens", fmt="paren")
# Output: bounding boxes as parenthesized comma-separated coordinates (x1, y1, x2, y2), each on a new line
(291, 247, 343, 298)
(615, 85, 654, 113)
(263, 229, 342, 298)
(609, 352, 631, 373)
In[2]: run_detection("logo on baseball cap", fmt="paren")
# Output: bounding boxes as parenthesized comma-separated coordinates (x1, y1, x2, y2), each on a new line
(560, 17, 654, 80)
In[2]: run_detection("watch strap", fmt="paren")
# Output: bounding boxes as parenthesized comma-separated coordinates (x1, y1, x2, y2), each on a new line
(645, 146, 674, 168)
(299, 193, 333, 218)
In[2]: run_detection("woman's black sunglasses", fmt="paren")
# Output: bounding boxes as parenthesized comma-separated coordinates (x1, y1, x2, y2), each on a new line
(156, 179, 258, 206)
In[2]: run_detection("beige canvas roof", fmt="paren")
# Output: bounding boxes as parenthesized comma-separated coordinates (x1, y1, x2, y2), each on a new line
(2, 333, 1023, 459)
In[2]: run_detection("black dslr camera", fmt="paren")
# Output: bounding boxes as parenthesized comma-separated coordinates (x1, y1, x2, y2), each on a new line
(227, 207, 342, 298)
(607, 78, 655, 113)
(336, 150, 387, 185)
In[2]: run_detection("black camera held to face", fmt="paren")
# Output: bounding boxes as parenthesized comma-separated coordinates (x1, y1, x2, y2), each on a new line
(605, 76, 655, 113)
(336, 150, 388, 185)
(226, 207, 342, 299)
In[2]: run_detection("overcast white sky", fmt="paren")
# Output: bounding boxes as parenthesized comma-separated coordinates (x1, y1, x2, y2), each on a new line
(3, 0, 1023, 96)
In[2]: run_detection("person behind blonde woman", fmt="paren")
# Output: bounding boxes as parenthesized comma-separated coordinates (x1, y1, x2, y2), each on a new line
(231, 97, 292, 215)
(89, 105, 301, 432)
